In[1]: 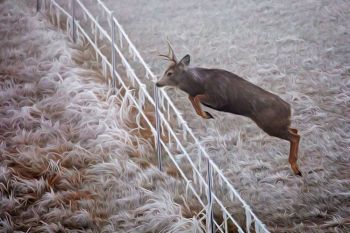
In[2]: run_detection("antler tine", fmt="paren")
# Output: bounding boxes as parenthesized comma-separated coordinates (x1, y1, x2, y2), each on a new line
(158, 54, 173, 61)
(167, 41, 171, 60)
(157, 40, 177, 64)
(166, 39, 177, 63)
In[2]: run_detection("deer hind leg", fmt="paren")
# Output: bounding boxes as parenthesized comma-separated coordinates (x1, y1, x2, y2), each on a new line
(289, 128, 298, 134)
(288, 128, 301, 176)
(188, 95, 214, 119)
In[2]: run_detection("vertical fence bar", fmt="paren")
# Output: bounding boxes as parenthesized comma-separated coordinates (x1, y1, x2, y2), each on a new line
(207, 158, 214, 233)
(71, 0, 76, 43)
(154, 85, 162, 171)
(223, 211, 228, 233)
(94, 18, 99, 61)
(110, 13, 116, 93)
(36, 0, 41, 12)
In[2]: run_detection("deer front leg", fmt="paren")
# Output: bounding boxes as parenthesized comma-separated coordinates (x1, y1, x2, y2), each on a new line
(188, 95, 214, 119)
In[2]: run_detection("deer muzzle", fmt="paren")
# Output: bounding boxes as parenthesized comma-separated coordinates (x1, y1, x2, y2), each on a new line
(155, 82, 164, 87)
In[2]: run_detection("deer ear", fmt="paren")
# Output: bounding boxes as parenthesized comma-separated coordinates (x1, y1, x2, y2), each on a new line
(179, 54, 190, 66)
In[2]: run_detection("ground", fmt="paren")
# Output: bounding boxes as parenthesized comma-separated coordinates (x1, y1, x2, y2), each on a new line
(92, 0, 350, 232)
(0, 1, 203, 232)
(1, 0, 349, 232)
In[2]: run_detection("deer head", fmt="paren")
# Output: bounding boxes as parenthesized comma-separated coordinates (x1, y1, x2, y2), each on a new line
(156, 42, 191, 88)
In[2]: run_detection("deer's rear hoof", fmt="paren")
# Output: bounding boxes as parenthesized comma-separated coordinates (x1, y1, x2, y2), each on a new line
(296, 171, 303, 177)
(292, 167, 302, 176)
(204, 111, 214, 119)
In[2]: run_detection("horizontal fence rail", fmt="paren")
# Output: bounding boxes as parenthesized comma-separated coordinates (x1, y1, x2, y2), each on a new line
(37, 0, 270, 232)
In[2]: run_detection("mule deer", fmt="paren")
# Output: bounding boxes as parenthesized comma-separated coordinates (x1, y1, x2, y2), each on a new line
(156, 43, 302, 176)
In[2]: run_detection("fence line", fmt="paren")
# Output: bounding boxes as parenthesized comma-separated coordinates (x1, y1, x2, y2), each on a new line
(37, 1, 270, 232)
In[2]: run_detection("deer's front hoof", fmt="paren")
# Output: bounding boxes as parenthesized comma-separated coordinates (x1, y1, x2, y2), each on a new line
(204, 111, 214, 119)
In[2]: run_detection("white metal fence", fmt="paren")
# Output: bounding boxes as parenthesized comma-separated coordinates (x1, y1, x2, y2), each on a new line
(36, 0, 270, 232)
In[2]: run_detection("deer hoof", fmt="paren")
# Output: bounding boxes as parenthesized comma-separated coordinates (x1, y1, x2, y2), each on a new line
(204, 111, 214, 119)
(292, 167, 302, 176)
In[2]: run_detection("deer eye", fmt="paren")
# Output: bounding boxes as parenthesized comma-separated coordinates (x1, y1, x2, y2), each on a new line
(167, 71, 173, 76)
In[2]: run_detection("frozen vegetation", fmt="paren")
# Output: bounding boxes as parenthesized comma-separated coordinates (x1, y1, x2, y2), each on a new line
(0, 0, 349, 232)
(0, 1, 203, 232)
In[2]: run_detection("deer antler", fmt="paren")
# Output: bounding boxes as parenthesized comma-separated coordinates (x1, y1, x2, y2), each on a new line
(158, 40, 177, 64)
(167, 40, 177, 63)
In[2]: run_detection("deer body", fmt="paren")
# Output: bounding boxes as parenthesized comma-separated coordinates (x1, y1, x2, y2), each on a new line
(156, 49, 301, 176)
(187, 68, 289, 115)
(182, 67, 292, 139)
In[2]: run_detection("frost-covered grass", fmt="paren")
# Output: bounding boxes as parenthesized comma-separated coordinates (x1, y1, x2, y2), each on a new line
(76, 0, 350, 232)
(4, 0, 349, 232)
(0, 1, 204, 232)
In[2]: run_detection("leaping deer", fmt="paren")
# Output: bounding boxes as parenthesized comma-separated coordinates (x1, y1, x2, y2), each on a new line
(156, 43, 302, 176)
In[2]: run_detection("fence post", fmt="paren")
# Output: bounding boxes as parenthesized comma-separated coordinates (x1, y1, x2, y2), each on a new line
(154, 85, 162, 171)
(71, 0, 76, 43)
(207, 158, 214, 233)
(36, 0, 41, 12)
(110, 13, 116, 94)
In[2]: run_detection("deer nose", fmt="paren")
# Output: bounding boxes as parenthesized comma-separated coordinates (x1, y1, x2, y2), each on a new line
(156, 82, 162, 87)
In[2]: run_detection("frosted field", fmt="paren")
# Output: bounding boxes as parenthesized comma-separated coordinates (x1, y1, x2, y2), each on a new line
(86, 0, 350, 232)
(0, 1, 204, 232)
(1, 0, 349, 232)
(84, 0, 350, 232)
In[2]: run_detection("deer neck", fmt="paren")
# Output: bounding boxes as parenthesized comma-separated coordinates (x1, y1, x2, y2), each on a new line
(178, 68, 205, 96)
